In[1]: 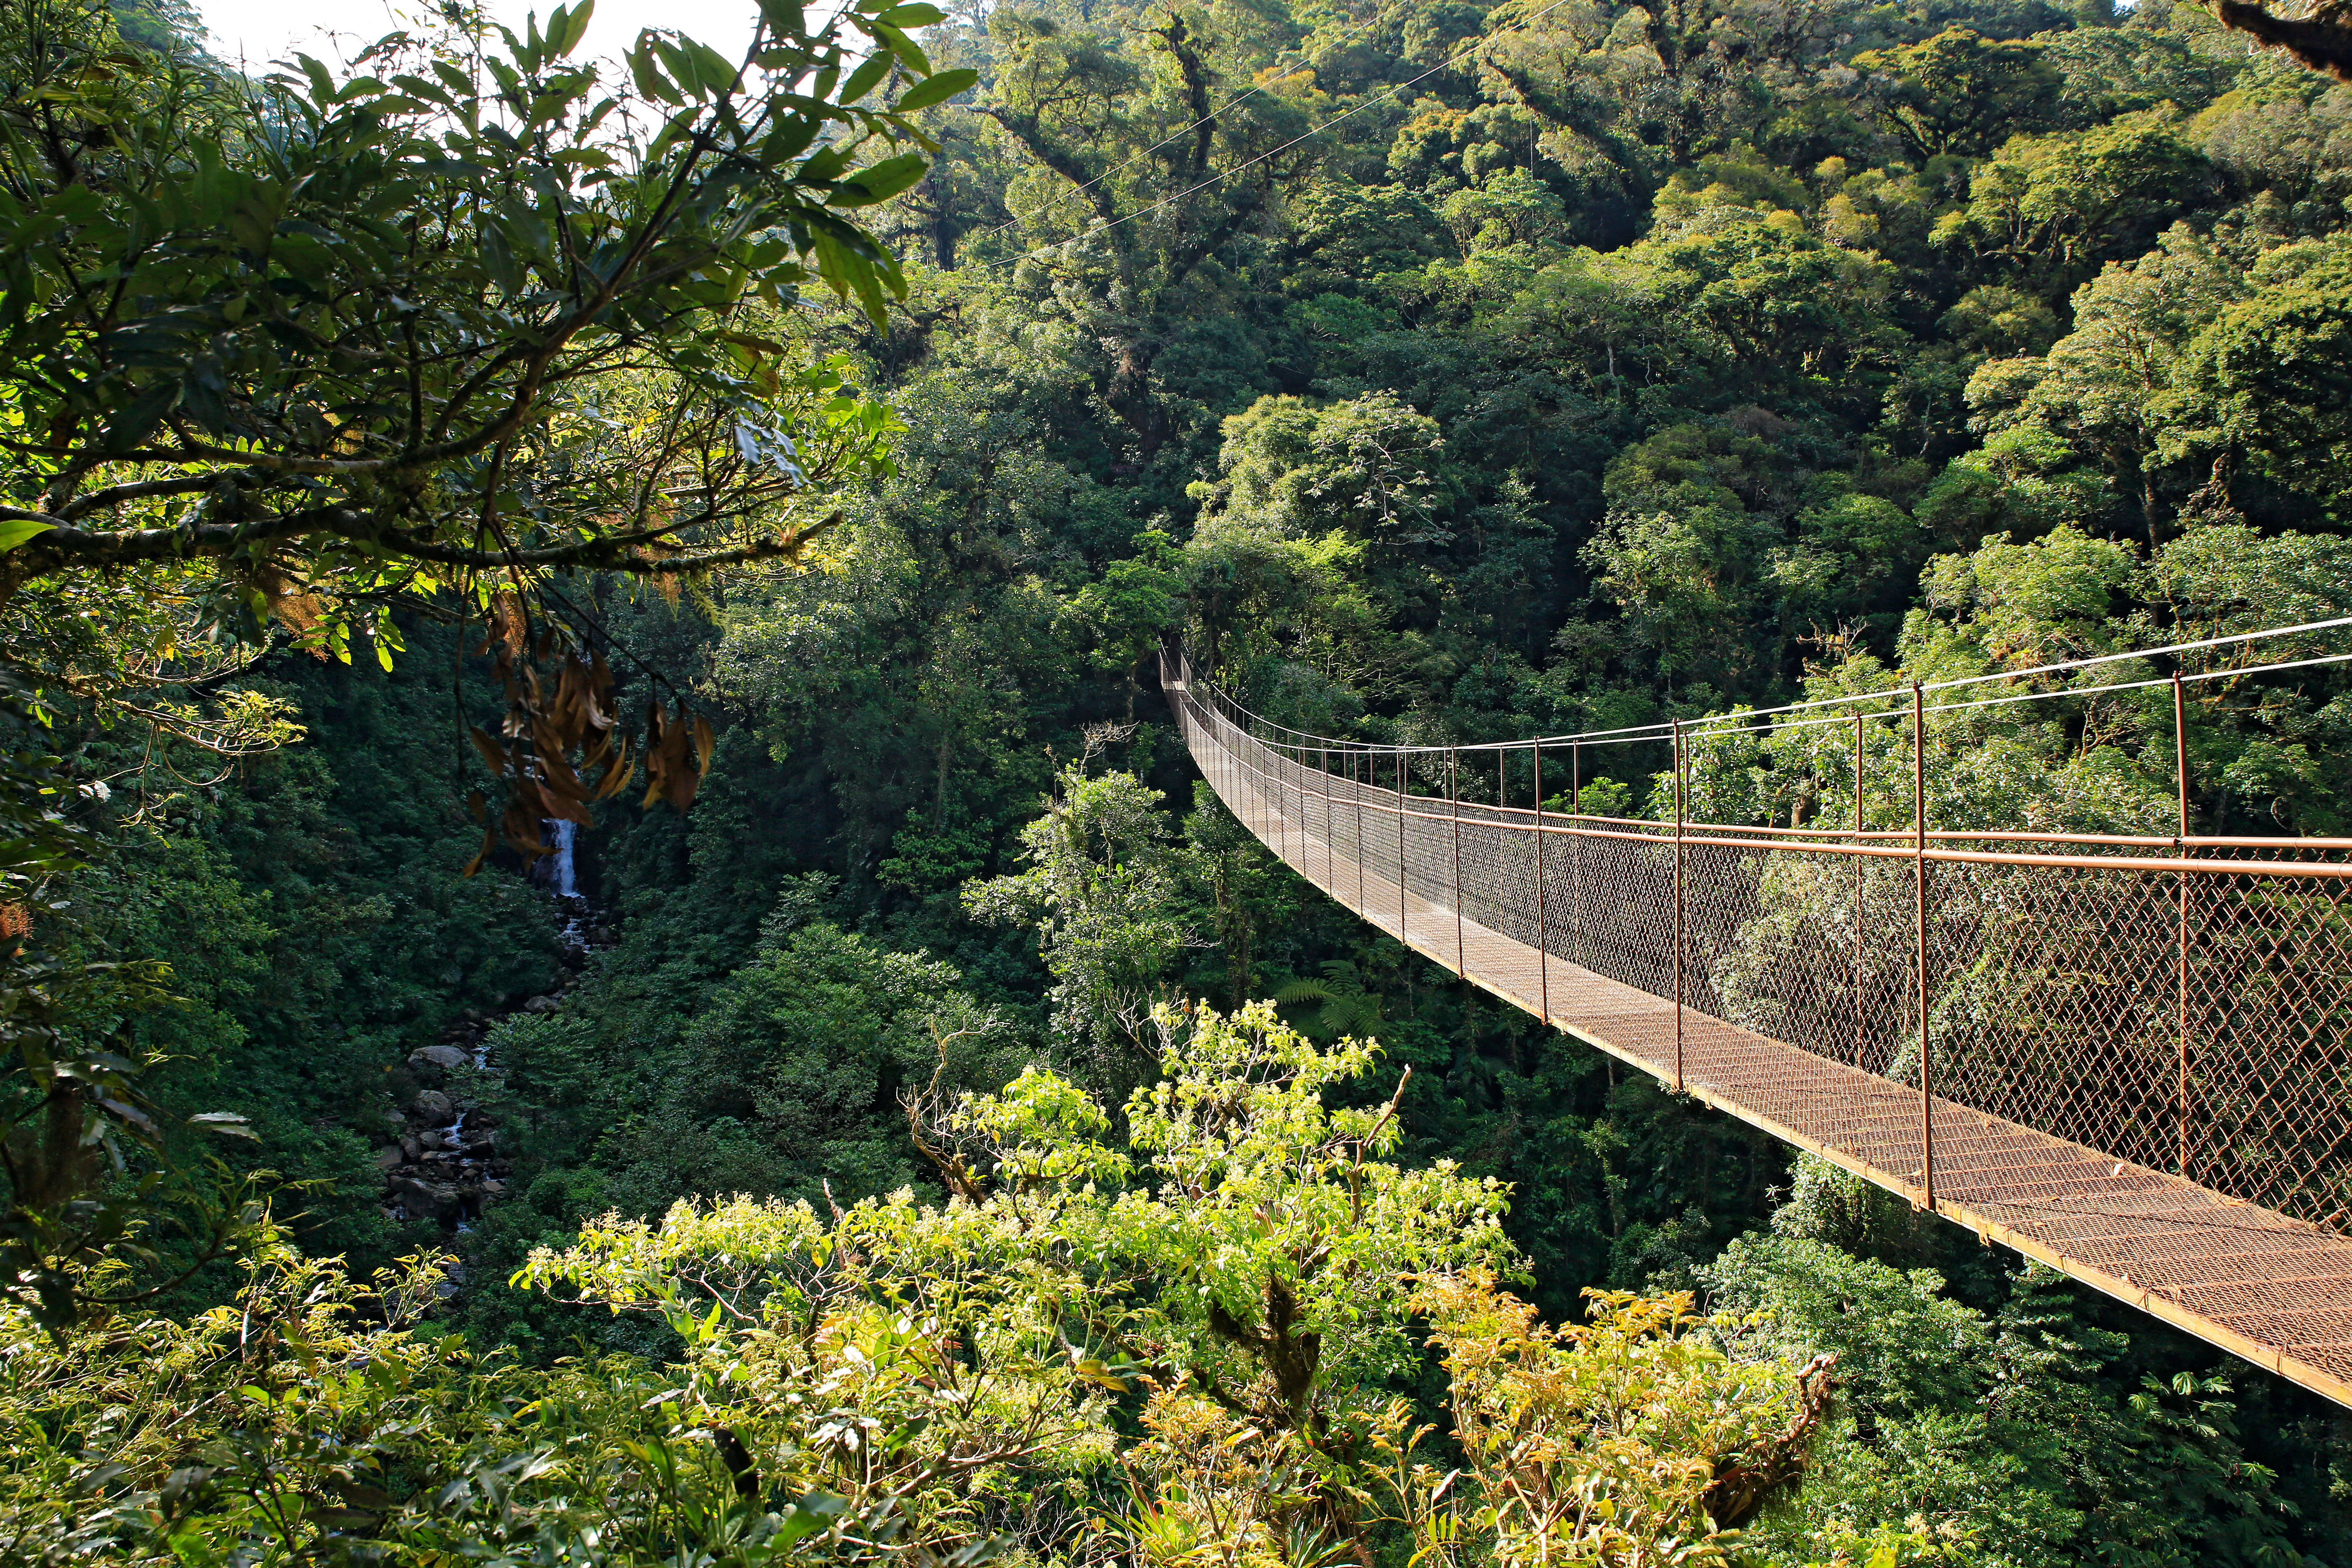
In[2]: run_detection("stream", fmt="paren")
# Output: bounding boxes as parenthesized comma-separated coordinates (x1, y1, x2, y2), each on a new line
(381, 819, 593, 1247)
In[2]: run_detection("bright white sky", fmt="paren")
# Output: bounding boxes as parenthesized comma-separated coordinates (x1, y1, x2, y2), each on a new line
(198, 0, 768, 72)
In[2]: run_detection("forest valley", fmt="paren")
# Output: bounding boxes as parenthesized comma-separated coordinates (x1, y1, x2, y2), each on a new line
(3, 0, 2352, 1559)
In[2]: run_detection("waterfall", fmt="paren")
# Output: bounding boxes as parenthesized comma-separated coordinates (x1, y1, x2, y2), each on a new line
(546, 817, 577, 898)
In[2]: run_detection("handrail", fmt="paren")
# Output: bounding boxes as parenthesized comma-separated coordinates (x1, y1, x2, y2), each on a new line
(1161, 643, 2352, 1411)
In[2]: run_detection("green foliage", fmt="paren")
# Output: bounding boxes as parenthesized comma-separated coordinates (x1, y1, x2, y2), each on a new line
(13, 1021, 1834, 1565)
(11, 1221, 1099, 1565)
(592, 918, 1015, 1218)
(964, 764, 1199, 1071)
(2165, 232, 2352, 512)
(1707, 1185, 2313, 1567)
(13, 0, 2352, 1555)
(0, 0, 939, 610)
(0, 0, 947, 1319)
(1855, 28, 2065, 159)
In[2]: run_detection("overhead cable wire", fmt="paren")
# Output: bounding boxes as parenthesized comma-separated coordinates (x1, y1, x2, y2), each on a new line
(1583, 648, 2352, 753)
(1201, 617, 2352, 755)
(1524, 615, 2352, 751)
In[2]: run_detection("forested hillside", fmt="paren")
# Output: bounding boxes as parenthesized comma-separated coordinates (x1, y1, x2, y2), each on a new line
(6, 0, 2352, 1559)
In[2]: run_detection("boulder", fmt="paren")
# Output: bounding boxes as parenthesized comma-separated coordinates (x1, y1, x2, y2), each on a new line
(521, 993, 562, 1014)
(478, 1177, 508, 1198)
(410, 1043, 472, 1072)
(411, 1090, 455, 1122)
(374, 1146, 404, 1171)
(392, 1175, 460, 1212)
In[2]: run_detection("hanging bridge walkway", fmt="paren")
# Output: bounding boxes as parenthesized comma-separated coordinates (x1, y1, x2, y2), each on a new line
(1160, 645, 2352, 1407)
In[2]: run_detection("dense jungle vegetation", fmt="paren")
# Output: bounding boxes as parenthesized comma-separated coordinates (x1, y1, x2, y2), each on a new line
(5, 0, 2352, 1558)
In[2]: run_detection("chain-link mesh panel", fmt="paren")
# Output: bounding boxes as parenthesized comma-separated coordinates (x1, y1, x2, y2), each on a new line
(1161, 650, 2352, 1405)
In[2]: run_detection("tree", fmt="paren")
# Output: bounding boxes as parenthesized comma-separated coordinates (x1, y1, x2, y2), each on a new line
(19, 1011, 1829, 1564)
(969, 0, 1322, 456)
(1855, 28, 2065, 160)
(963, 760, 1200, 1073)
(589, 919, 1017, 1218)
(1706, 1203, 2312, 1566)
(1389, 1275, 1837, 1562)
(1942, 114, 2214, 294)
(1964, 223, 2240, 540)
(0, 0, 966, 835)
(0, 0, 945, 590)
(2161, 231, 2352, 518)
(0, 0, 967, 1318)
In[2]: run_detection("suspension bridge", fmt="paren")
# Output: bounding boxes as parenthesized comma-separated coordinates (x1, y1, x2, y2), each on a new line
(1160, 639, 2352, 1408)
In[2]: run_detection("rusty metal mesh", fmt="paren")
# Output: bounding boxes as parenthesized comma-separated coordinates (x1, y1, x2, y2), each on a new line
(1163, 650, 2352, 1402)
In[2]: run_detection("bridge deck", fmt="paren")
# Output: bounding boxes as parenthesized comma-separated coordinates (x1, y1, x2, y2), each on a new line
(1184, 702, 2352, 1406)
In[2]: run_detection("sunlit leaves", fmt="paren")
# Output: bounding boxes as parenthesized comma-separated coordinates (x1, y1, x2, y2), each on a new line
(0, 0, 948, 639)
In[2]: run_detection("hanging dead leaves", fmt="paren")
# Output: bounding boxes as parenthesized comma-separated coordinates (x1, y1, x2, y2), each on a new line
(461, 620, 713, 877)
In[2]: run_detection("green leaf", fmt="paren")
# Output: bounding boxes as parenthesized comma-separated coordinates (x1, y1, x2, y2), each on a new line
(551, 0, 595, 56)
(761, 112, 822, 167)
(189, 1112, 260, 1140)
(829, 151, 927, 206)
(876, 2, 945, 22)
(628, 43, 682, 106)
(0, 519, 54, 553)
(892, 67, 974, 112)
(799, 143, 851, 184)
(294, 53, 338, 105)
(838, 50, 891, 105)
(871, 22, 930, 76)
(685, 40, 740, 96)
(652, 39, 700, 98)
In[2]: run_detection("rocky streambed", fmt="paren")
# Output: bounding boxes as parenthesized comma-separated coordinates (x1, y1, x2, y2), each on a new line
(380, 1016, 513, 1227)
(376, 837, 596, 1239)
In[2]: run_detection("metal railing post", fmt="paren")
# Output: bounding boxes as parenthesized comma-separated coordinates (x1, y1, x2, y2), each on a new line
(1285, 740, 1296, 870)
(1572, 740, 1585, 969)
(1450, 747, 1465, 976)
(1397, 750, 1408, 942)
(1534, 740, 1550, 1024)
(1854, 709, 1865, 1068)
(1301, 742, 1312, 884)
(1354, 749, 1366, 915)
(1320, 744, 1331, 895)
(1912, 679, 1934, 1212)
(1243, 714, 1254, 837)
(2175, 670, 2192, 1178)
(1673, 719, 1686, 1094)
(1284, 740, 1296, 871)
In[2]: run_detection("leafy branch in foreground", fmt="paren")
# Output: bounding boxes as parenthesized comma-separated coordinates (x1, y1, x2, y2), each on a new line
(13, 1007, 1833, 1564)
(0, 0, 949, 586)
(0, 0, 970, 849)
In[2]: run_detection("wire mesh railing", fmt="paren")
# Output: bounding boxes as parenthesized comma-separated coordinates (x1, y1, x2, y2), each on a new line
(1160, 642, 2352, 1403)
